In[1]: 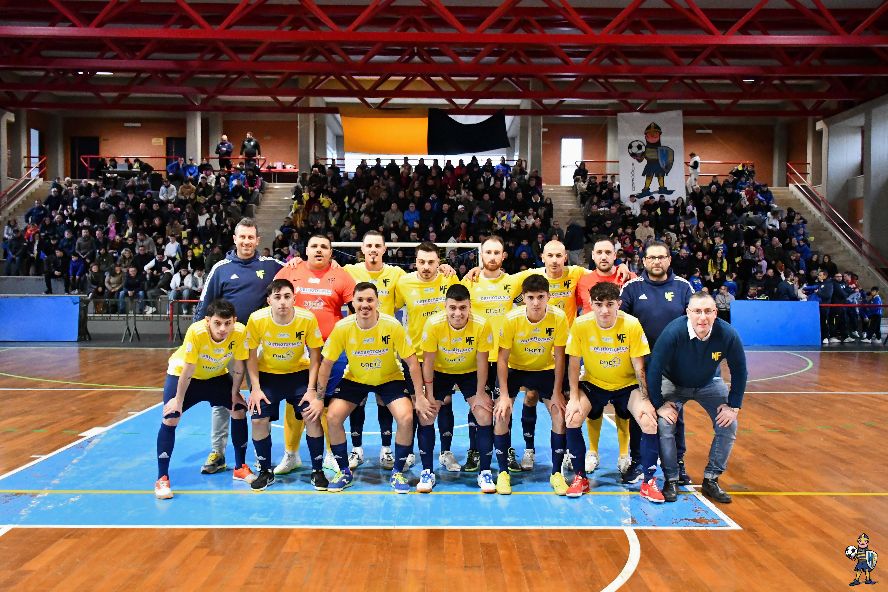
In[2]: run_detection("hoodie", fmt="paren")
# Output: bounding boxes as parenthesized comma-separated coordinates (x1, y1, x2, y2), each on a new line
(619, 270, 694, 345)
(193, 249, 283, 321)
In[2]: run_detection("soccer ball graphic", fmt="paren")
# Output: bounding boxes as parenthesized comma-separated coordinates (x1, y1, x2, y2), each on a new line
(845, 545, 858, 559)
(628, 140, 645, 157)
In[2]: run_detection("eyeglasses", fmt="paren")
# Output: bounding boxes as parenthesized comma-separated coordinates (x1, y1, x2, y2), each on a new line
(644, 255, 669, 261)
(688, 308, 717, 315)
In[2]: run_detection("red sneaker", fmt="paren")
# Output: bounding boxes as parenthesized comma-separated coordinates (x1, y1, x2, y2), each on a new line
(233, 464, 256, 484)
(154, 475, 173, 500)
(640, 477, 665, 503)
(566, 474, 590, 498)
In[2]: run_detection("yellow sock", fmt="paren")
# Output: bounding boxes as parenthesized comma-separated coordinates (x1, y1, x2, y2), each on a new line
(585, 416, 602, 455)
(283, 403, 305, 453)
(320, 408, 331, 451)
(616, 416, 630, 457)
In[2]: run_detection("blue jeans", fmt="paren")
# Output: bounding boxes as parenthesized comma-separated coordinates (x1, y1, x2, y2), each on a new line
(118, 290, 145, 313)
(657, 377, 737, 482)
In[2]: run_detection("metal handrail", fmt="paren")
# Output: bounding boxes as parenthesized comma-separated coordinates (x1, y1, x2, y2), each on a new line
(786, 162, 888, 281)
(0, 156, 47, 212)
(79, 154, 270, 178)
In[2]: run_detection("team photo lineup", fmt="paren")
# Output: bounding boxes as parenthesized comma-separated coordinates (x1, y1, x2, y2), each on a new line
(156, 220, 746, 504)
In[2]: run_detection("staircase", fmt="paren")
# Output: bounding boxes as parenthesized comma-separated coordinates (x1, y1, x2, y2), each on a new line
(545, 184, 584, 228)
(772, 186, 888, 293)
(1, 179, 45, 224)
(253, 184, 295, 251)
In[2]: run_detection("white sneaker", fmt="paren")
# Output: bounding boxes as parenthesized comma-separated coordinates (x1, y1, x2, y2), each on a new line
(520, 449, 535, 471)
(348, 446, 365, 470)
(439, 451, 461, 472)
(829, 337, 841, 344)
(873, 338, 883, 345)
(416, 469, 436, 493)
(144, 306, 156, 314)
(561, 453, 574, 474)
(617, 454, 632, 474)
(273, 450, 301, 475)
(585, 450, 600, 473)
(822, 338, 829, 345)
(154, 476, 173, 500)
(323, 450, 339, 471)
(404, 453, 416, 470)
(843, 337, 855, 343)
(478, 469, 496, 493)
(379, 446, 394, 470)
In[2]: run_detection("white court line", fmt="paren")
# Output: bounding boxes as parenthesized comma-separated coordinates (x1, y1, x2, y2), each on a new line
(0, 402, 161, 482)
(0, 526, 12, 537)
(601, 527, 641, 592)
(746, 352, 813, 383)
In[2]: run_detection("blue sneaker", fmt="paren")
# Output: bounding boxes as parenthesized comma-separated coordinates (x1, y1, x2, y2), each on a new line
(390, 471, 411, 494)
(327, 470, 354, 492)
(477, 469, 496, 494)
(620, 462, 644, 485)
(416, 469, 436, 493)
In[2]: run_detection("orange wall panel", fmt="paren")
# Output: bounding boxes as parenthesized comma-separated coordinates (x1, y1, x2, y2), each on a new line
(541, 122, 608, 184)
(221, 120, 299, 166)
(788, 119, 809, 166)
(683, 124, 775, 185)
(64, 117, 185, 175)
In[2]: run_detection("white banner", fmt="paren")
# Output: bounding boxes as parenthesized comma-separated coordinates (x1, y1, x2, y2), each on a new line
(617, 110, 685, 203)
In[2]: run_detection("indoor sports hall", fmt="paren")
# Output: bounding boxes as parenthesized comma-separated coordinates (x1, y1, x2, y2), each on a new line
(1, 2, 887, 591)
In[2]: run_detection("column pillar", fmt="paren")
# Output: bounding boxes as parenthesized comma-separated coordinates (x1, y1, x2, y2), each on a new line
(823, 121, 861, 218)
(9, 108, 28, 180)
(185, 111, 202, 162)
(297, 110, 315, 173)
(0, 110, 14, 191)
(206, 113, 223, 164)
(863, 107, 888, 256)
(772, 121, 788, 186)
(46, 113, 65, 180)
(314, 101, 327, 165)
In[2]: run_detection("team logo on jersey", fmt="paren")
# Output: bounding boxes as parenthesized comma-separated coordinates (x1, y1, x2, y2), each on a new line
(466, 336, 475, 345)
(617, 333, 626, 343)
(564, 280, 572, 289)
(664, 291, 674, 301)
(639, 294, 648, 300)
(230, 273, 239, 279)
(712, 351, 722, 361)
(545, 327, 554, 336)
(228, 341, 235, 350)
(439, 285, 447, 294)
(381, 334, 391, 344)
(504, 284, 511, 292)
(383, 278, 390, 286)
(294, 331, 304, 340)
(256, 270, 265, 279)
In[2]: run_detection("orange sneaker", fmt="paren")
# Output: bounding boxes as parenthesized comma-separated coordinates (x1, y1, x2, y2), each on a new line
(640, 477, 665, 503)
(233, 464, 257, 484)
(154, 476, 173, 499)
(566, 474, 590, 498)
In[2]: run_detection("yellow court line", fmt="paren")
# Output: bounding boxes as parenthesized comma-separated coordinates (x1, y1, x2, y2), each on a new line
(0, 371, 160, 390)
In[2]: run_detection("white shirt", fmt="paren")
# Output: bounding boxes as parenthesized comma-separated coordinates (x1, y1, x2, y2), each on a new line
(687, 318, 713, 342)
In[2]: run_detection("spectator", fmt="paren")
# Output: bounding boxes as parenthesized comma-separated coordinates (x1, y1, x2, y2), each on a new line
(215, 134, 233, 170)
(183, 158, 199, 181)
(118, 266, 146, 314)
(714, 284, 734, 322)
(240, 131, 261, 164)
(166, 156, 185, 186)
(43, 247, 69, 294)
(686, 152, 701, 192)
(68, 252, 87, 293)
(864, 287, 883, 344)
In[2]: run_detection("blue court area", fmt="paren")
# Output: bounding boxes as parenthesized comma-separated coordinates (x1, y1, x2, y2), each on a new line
(0, 394, 737, 530)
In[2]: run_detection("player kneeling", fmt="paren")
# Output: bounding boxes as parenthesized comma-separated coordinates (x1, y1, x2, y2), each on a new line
(564, 282, 663, 502)
(319, 282, 425, 493)
(418, 284, 497, 493)
(245, 279, 326, 491)
(155, 299, 250, 500)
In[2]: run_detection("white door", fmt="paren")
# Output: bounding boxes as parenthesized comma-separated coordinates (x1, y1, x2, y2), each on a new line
(560, 138, 582, 185)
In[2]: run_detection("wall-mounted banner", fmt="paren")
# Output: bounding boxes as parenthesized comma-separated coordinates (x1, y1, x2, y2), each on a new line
(617, 110, 685, 203)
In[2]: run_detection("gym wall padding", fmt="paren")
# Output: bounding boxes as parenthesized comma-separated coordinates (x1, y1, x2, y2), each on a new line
(0, 296, 80, 341)
(730, 300, 821, 346)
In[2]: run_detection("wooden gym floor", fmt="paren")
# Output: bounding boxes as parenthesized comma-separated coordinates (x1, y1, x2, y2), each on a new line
(0, 346, 885, 591)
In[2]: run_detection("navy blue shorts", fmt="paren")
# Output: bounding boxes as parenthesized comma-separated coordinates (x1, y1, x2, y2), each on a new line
(433, 371, 479, 402)
(332, 378, 409, 406)
(502, 368, 555, 400)
(580, 382, 634, 420)
(252, 370, 310, 421)
(162, 374, 244, 419)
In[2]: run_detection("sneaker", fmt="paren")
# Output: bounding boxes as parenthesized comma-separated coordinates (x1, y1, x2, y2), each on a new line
(520, 449, 535, 471)
(550, 472, 569, 496)
(417, 469, 436, 493)
(348, 446, 365, 470)
(873, 338, 882, 345)
(462, 449, 480, 472)
(822, 338, 829, 345)
(478, 470, 496, 493)
(310, 470, 329, 491)
(495, 471, 512, 495)
(829, 337, 841, 344)
(233, 464, 257, 484)
(273, 450, 301, 475)
(621, 462, 644, 484)
(404, 453, 416, 470)
(323, 450, 339, 472)
(507, 447, 522, 473)
(390, 471, 411, 494)
(640, 477, 665, 503)
(677, 459, 693, 485)
(585, 450, 599, 473)
(439, 451, 461, 472)
(701, 477, 732, 504)
(843, 337, 855, 343)
(250, 469, 276, 491)
(662, 479, 679, 503)
(144, 305, 156, 315)
(154, 476, 173, 500)
(561, 453, 573, 474)
(200, 451, 226, 474)
(566, 474, 590, 498)
(617, 454, 632, 474)
(327, 470, 354, 492)
(379, 446, 395, 470)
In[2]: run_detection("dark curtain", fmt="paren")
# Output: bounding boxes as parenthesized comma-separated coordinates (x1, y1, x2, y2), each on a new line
(427, 109, 510, 154)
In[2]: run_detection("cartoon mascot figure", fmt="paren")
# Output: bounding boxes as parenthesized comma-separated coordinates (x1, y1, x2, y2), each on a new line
(628, 122, 674, 198)
(846, 532, 878, 586)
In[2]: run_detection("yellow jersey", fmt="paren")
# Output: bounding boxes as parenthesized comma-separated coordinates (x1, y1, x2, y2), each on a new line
(394, 272, 457, 355)
(322, 313, 415, 386)
(461, 271, 522, 362)
(245, 307, 324, 374)
(499, 305, 569, 371)
(566, 311, 650, 390)
(343, 263, 405, 316)
(512, 265, 586, 323)
(167, 320, 249, 379)
(420, 312, 494, 374)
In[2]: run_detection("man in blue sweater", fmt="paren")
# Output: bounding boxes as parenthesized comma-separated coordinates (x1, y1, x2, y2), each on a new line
(194, 217, 283, 474)
(647, 292, 748, 504)
(620, 241, 694, 485)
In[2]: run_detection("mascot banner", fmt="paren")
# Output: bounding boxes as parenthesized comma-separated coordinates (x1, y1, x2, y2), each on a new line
(617, 110, 685, 203)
